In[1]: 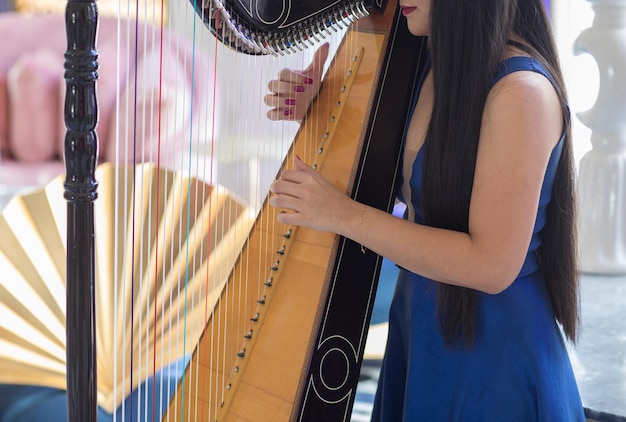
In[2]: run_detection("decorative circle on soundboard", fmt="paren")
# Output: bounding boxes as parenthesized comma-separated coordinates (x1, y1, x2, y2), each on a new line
(311, 335, 357, 404)
(320, 348, 349, 391)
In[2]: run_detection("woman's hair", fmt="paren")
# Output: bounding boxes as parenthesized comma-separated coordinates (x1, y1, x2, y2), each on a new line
(422, 0, 579, 347)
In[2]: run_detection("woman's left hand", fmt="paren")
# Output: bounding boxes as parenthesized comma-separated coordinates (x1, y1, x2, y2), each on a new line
(264, 43, 329, 121)
(269, 156, 355, 233)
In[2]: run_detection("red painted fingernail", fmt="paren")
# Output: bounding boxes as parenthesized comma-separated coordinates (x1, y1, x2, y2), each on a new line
(284, 109, 293, 116)
(304, 77, 314, 85)
(294, 85, 305, 93)
(285, 98, 296, 105)
(295, 154, 302, 161)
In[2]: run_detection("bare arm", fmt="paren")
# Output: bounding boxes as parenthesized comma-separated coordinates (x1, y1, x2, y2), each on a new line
(269, 70, 563, 294)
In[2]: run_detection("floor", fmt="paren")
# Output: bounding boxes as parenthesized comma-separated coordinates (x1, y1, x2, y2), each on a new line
(573, 274, 626, 418)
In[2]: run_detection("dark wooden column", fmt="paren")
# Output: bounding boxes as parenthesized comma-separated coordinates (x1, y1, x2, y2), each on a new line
(63, 1, 99, 421)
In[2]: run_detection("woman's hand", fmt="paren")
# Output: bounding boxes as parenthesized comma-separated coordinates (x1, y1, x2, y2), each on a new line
(269, 155, 358, 233)
(264, 43, 330, 121)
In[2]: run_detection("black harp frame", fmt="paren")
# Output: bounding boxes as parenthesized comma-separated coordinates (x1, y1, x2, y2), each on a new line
(64, 1, 99, 421)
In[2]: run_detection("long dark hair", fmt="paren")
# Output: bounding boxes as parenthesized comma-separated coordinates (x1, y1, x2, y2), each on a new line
(422, 0, 579, 347)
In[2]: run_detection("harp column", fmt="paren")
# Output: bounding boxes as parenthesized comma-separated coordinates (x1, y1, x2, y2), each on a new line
(63, 0, 99, 421)
(574, 0, 626, 273)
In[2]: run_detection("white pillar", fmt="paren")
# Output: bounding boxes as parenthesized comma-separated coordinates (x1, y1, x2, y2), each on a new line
(574, 0, 626, 274)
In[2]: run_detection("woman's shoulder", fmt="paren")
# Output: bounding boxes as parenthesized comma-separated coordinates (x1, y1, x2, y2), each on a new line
(480, 57, 563, 158)
(488, 56, 561, 117)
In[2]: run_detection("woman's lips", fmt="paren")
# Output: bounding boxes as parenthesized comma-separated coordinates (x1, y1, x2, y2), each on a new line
(401, 6, 417, 16)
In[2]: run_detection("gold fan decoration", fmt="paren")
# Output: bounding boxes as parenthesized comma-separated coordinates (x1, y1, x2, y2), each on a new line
(0, 163, 254, 413)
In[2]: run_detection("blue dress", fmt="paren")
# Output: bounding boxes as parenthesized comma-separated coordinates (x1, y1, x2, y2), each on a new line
(371, 57, 585, 421)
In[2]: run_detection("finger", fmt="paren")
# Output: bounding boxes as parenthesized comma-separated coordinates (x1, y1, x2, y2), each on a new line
(277, 68, 311, 85)
(270, 178, 295, 195)
(268, 79, 307, 96)
(264, 94, 297, 108)
(267, 108, 297, 121)
(269, 189, 308, 215)
(276, 168, 310, 184)
(263, 94, 280, 107)
(304, 42, 330, 76)
(276, 210, 302, 226)
(269, 192, 298, 209)
(293, 155, 316, 173)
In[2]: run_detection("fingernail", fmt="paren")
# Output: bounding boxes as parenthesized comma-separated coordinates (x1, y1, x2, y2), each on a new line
(304, 77, 314, 85)
(294, 85, 305, 93)
(284, 109, 293, 116)
(295, 154, 302, 161)
(285, 98, 296, 105)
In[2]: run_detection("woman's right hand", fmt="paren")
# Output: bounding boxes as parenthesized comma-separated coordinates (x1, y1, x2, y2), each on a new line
(270, 154, 356, 233)
(264, 43, 329, 121)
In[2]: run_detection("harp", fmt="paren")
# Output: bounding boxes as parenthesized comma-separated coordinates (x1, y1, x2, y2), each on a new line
(55, 0, 426, 420)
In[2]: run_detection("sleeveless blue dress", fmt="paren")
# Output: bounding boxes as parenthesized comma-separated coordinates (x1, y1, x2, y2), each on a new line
(370, 57, 585, 421)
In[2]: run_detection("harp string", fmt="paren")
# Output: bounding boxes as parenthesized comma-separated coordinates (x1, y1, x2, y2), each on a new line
(150, 0, 167, 416)
(114, 4, 128, 417)
(186, 5, 214, 420)
(194, 9, 216, 422)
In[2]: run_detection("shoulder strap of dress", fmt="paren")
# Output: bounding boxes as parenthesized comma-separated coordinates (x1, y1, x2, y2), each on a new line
(491, 56, 556, 88)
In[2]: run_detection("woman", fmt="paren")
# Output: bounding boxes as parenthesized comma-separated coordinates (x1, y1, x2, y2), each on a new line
(265, 0, 585, 420)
